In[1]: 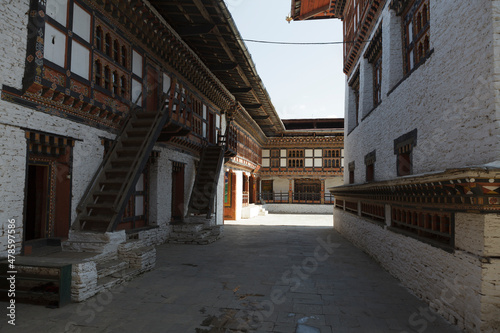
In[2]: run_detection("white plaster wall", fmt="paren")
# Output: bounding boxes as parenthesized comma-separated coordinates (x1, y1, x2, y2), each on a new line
(0, 100, 115, 256)
(0, 0, 28, 91)
(0, 124, 27, 256)
(271, 178, 290, 193)
(334, 209, 483, 332)
(344, 0, 498, 185)
(325, 177, 343, 189)
(234, 170, 243, 220)
(154, 145, 197, 223)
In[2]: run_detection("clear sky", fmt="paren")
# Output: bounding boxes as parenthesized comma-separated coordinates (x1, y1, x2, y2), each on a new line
(226, 0, 345, 120)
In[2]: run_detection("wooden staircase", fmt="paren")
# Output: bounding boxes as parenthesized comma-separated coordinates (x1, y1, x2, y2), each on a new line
(187, 145, 225, 218)
(72, 100, 170, 233)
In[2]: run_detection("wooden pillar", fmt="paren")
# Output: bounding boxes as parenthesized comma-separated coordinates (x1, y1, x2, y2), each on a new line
(320, 178, 325, 204)
(288, 178, 293, 203)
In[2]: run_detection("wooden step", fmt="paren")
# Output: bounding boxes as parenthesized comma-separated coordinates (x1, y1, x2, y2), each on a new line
(126, 128, 149, 136)
(116, 147, 139, 157)
(132, 119, 154, 128)
(105, 167, 130, 177)
(92, 191, 119, 204)
(111, 157, 135, 167)
(99, 179, 124, 190)
(86, 203, 116, 215)
(121, 137, 144, 146)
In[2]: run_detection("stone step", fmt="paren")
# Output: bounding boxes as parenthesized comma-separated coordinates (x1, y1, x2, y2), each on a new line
(172, 223, 204, 233)
(95, 276, 121, 293)
(96, 259, 129, 279)
(168, 226, 223, 245)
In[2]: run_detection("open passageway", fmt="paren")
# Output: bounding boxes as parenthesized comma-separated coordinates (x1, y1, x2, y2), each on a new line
(1, 214, 460, 332)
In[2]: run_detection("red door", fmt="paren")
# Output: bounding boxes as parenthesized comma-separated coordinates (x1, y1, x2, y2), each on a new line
(172, 163, 185, 222)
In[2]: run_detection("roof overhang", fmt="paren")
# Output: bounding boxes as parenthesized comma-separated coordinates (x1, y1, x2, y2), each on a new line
(290, 0, 346, 21)
(149, 0, 286, 137)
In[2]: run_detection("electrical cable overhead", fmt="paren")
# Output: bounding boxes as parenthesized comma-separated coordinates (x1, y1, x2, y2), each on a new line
(240, 39, 369, 45)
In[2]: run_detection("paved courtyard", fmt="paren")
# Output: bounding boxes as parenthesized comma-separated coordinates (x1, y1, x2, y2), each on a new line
(1, 214, 460, 333)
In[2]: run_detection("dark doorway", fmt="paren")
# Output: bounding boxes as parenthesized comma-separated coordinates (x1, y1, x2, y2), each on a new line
(249, 175, 256, 204)
(146, 66, 159, 112)
(172, 162, 185, 222)
(54, 160, 71, 238)
(25, 164, 49, 241)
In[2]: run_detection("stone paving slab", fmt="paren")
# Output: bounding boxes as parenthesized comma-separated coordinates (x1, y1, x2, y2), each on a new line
(0, 214, 461, 332)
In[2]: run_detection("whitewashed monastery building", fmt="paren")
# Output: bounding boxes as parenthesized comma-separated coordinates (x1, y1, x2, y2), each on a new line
(0, 0, 343, 304)
(291, 0, 500, 332)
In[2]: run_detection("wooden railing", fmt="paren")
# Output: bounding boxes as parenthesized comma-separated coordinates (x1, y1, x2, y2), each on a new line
(242, 191, 249, 207)
(259, 192, 335, 204)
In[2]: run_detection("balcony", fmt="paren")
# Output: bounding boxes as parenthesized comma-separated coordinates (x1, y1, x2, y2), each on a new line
(260, 192, 334, 204)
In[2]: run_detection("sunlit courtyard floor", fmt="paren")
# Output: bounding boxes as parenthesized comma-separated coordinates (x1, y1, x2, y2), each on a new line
(0, 214, 461, 333)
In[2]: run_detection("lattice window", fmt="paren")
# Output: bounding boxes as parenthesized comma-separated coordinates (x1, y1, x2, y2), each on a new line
(288, 159, 304, 168)
(323, 158, 340, 168)
(121, 45, 127, 68)
(94, 60, 102, 86)
(349, 69, 360, 126)
(112, 71, 119, 94)
(365, 26, 383, 107)
(105, 33, 112, 56)
(113, 39, 120, 62)
(288, 149, 304, 158)
(95, 26, 103, 51)
(373, 54, 382, 106)
(403, 0, 430, 73)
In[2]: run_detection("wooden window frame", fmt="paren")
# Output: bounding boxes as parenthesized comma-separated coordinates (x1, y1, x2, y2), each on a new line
(348, 161, 355, 184)
(403, 0, 430, 74)
(365, 150, 376, 183)
(394, 129, 417, 177)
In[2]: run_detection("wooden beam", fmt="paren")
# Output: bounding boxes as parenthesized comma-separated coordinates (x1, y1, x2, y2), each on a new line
(299, 4, 330, 20)
(229, 87, 252, 93)
(241, 103, 262, 109)
(177, 24, 215, 36)
(252, 115, 269, 120)
(209, 62, 238, 71)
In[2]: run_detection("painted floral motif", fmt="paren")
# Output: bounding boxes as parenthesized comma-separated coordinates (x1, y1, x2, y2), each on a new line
(70, 79, 89, 96)
(44, 67, 66, 86)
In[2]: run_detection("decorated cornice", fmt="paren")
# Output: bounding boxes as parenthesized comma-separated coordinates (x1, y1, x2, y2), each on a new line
(330, 167, 500, 213)
(87, 0, 235, 111)
(265, 135, 344, 148)
(225, 156, 259, 173)
(260, 169, 343, 177)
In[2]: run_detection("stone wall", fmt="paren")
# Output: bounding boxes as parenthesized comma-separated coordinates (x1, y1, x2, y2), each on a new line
(344, 0, 498, 184)
(333, 208, 500, 332)
(333, 209, 481, 331)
